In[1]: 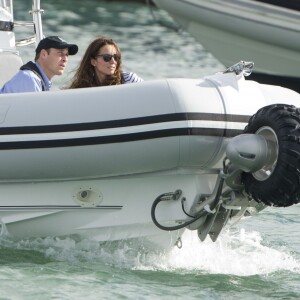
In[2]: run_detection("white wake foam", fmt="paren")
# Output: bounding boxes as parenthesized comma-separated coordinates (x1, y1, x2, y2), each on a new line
(0, 227, 299, 276)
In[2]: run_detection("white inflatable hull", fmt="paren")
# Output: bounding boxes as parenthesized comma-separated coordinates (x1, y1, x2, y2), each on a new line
(0, 74, 298, 180)
(1, 1, 300, 246)
(0, 73, 300, 245)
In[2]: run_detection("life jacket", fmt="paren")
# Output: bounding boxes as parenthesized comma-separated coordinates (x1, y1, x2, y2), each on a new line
(20, 61, 46, 91)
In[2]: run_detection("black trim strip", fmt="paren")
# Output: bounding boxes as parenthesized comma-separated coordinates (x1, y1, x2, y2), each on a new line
(0, 21, 13, 31)
(248, 72, 300, 93)
(0, 112, 250, 135)
(253, 0, 300, 11)
(0, 127, 243, 150)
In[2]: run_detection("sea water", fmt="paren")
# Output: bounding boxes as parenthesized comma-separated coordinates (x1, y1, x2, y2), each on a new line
(1, 0, 299, 299)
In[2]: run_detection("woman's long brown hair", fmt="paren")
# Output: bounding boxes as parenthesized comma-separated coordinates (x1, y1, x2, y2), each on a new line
(68, 36, 123, 88)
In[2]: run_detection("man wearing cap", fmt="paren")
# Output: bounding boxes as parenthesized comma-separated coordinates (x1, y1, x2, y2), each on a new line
(0, 36, 78, 94)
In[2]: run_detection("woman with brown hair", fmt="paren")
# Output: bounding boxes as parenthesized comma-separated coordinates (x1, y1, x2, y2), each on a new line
(68, 36, 143, 88)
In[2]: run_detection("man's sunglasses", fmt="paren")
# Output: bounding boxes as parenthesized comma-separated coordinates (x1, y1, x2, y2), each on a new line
(95, 54, 119, 62)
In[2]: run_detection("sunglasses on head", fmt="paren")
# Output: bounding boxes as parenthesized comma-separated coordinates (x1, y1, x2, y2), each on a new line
(95, 54, 119, 62)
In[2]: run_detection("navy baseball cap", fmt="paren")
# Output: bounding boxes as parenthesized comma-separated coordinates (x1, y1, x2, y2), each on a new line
(36, 36, 78, 55)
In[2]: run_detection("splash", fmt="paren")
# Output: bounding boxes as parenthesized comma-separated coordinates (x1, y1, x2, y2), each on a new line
(143, 229, 300, 276)
(0, 228, 299, 276)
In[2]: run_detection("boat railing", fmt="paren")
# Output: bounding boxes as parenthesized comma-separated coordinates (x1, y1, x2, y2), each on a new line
(14, 21, 36, 46)
(14, 0, 44, 47)
(0, 0, 44, 49)
(30, 0, 44, 43)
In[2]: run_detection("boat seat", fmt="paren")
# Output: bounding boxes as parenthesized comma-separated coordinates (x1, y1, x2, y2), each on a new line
(0, 52, 23, 88)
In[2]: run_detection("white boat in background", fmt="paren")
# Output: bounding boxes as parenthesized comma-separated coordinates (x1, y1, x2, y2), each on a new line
(152, 0, 300, 93)
(0, 0, 300, 249)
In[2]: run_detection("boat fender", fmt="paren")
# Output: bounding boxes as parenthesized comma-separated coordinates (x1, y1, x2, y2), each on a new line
(242, 104, 300, 207)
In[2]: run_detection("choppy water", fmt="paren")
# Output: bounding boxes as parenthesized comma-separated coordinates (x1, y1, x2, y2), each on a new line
(1, 1, 300, 299)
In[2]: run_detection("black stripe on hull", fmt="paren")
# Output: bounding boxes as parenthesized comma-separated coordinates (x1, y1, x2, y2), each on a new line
(0, 127, 243, 150)
(0, 112, 250, 135)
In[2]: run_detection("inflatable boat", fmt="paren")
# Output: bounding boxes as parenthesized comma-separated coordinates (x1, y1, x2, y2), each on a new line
(0, 0, 300, 247)
(152, 0, 300, 93)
